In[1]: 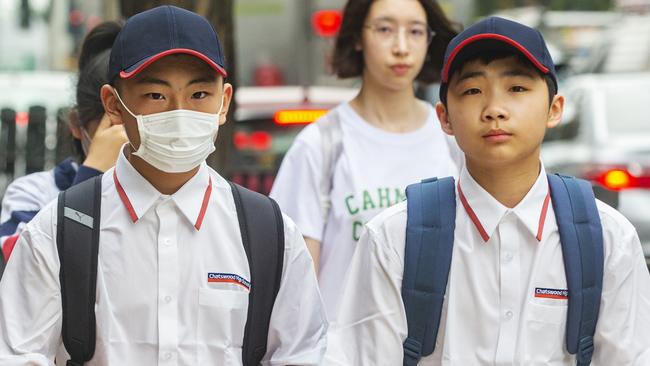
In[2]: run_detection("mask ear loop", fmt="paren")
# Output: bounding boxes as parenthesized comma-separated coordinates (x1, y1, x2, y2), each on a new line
(112, 88, 142, 153)
(113, 89, 138, 119)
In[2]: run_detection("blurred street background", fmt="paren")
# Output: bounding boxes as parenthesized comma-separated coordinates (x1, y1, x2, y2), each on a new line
(1, 0, 649, 265)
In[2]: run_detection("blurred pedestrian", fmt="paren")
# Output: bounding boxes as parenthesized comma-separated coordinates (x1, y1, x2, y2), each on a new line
(270, 0, 460, 322)
(0, 21, 127, 276)
(0, 6, 326, 365)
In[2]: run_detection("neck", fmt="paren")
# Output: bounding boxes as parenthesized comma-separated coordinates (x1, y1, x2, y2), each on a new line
(127, 148, 199, 195)
(349, 75, 426, 133)
(465, 154, 542, 208)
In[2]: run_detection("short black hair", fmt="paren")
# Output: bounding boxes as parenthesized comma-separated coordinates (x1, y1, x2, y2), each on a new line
(332, 0, 459, 83)
(441, 47, 556, 106)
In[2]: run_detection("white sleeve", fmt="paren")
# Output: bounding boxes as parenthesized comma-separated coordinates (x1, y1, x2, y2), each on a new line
(0, 203, 62, 366)
(326, 225, 406, 366)
(262, 214, 328, 366)
(269, 125, 325, 241)
(592, 203, 650, 366)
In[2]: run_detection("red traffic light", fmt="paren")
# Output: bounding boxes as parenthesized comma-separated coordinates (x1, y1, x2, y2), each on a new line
(312, 10, 342, 37)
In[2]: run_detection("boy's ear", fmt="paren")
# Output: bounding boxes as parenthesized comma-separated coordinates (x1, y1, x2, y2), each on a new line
(100, 84, 125, 126)
(546, 94, 564, 129)
(218, 82, 234, 126)
(435, 102, 454, 136)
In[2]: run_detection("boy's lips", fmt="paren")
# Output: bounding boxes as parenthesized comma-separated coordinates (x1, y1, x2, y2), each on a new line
(483, 129, 512, 142)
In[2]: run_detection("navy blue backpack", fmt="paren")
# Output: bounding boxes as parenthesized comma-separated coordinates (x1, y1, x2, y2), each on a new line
(402, 174, 604, 366)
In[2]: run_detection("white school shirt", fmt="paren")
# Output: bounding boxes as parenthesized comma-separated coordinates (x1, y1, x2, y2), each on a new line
(0, 148, 327, 366)
(270, 102, 461, 321)
(328, 162, 650, 366)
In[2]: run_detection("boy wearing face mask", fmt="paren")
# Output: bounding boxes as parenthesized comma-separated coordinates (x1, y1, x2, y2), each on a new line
(0, 6, 327, 366)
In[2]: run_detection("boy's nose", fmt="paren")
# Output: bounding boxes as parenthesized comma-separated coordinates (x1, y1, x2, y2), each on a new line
(482, 98, 509, 122)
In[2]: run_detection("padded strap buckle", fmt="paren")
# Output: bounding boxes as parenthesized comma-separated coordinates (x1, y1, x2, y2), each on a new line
(403, 337, 422, 365)
(576, 336, 595, 366)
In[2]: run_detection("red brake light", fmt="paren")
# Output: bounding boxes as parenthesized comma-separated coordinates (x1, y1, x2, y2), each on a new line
(250, 131, 272, 151)
(233, 131, 249, 150)
(15, 111, 28, 127)
(274, 109, 327, 125)
(312, 10, 342, 37)
(587, 168, 650, 191)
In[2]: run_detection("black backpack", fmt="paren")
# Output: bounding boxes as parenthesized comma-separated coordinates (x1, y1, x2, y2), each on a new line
(56, 175, 285, 366)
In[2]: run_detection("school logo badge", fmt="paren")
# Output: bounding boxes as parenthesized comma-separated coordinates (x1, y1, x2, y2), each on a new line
(207, 272, 251, 291)
(534, 287, 569, 300)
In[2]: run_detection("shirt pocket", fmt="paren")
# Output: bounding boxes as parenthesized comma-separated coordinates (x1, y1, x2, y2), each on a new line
(525, 301, 572, 365)
(197, 288, 249, 364)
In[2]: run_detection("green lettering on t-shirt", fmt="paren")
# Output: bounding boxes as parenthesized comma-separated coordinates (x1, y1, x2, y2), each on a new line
(394, 188, 406, 204)
(377, 187, 391, 208)
(352, 220, 363, 241)
(345, 194, 359, 215)
(362, 190, 376, 211)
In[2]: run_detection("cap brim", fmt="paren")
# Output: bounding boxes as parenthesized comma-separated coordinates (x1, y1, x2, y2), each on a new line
(119, 48, 228, 79)
(441, 34, 549, 83)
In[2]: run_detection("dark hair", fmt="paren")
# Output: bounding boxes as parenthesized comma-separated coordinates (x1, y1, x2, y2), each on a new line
(332, 0, 458, 83)
(441, 48, 557, 106)
(69, 21, 121, 159)
(75, 21, 121, 129)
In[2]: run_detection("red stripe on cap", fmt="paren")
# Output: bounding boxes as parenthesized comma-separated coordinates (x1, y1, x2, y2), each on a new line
(113, 170, 138, 223)
(194, 176, 212, 230)
(536, 189, 551, 241)
(119, 48, 228, 79)
(442, 33, 549, 82)
(458, 181, 490, 242)
(2, 234, 20, 261)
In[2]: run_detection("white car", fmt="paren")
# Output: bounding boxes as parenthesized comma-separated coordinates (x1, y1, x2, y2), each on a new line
(542, 73, 650, 267)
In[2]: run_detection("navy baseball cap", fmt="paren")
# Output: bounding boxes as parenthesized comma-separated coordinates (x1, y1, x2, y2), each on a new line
(108, 5, 227, 83)
(439, 17, 557, 103)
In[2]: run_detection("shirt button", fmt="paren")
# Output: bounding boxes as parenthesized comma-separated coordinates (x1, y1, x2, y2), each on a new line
(164, 239, 171, 246)
(164, 295, 172, 303)
(503, 252, 513, 262)
(163, 352, 172, 360)
(505, 310, 514, 320)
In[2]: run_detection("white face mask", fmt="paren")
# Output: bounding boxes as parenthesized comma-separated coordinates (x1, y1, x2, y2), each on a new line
(114, 90, 224, 173)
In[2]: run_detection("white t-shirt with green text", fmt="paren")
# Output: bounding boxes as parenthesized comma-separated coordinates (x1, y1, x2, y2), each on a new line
(270, 102, 460, 321)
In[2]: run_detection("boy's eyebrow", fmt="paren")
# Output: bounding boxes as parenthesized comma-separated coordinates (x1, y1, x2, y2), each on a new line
(456, 70, 485, 83)
(187, 74, 218, 86)
(135, 76, 171, 87)
(501, 68, 537, 79)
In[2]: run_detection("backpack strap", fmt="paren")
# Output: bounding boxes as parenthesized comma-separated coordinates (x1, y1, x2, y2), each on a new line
(56, 175, 102, 366)
(229, 182, 285, 366)
(316, 109, 343, 221)
(547, 173, 604, 366)
(402, 176, 456, 366)
(0, 247, 5, 278)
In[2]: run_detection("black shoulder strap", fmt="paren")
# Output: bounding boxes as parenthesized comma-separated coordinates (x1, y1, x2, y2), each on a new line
(0, 247, 5, 279)
(229, 182, 285, 366)
(56, 175, 102, 366)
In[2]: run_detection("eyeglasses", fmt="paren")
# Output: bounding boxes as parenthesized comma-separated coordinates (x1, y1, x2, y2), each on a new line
(363, 22, 435, 46)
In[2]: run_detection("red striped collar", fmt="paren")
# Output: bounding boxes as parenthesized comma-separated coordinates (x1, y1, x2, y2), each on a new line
(112, 153, 213, 230)
(457, 167, 551, 243)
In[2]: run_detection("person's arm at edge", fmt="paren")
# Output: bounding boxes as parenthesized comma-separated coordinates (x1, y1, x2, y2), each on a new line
(262, 214, 328, 366)
(303, 237, 321, 275)
(0, 203, 63, 365)
(325, 222, 406, 366)
(592, 203, 650, 365)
